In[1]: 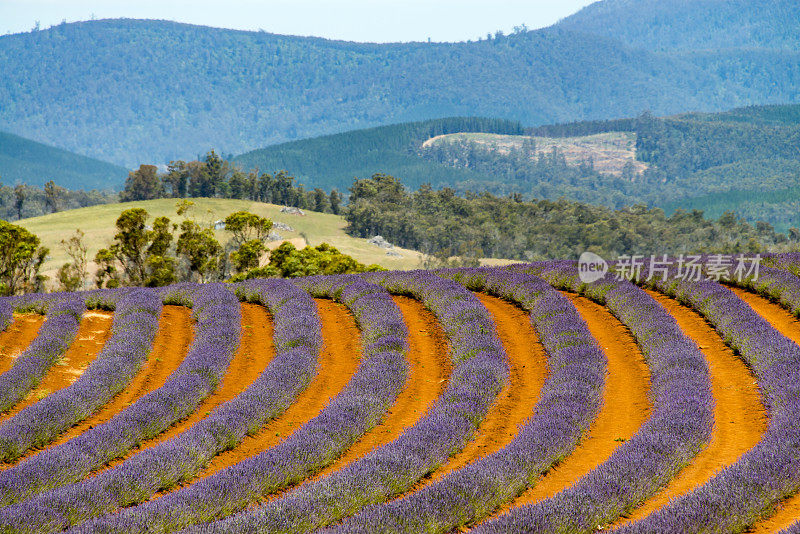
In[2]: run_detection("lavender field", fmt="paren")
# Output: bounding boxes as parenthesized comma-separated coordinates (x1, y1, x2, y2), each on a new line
(0, 261, 798, 533)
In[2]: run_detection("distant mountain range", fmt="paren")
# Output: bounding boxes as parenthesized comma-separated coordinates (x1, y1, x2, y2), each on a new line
(0, 130, 128, 190)
(0, 0, 798, 168)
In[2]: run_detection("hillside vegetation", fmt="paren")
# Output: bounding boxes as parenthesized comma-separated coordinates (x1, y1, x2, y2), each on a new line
(557, 0, 800, 51)
(16, 198, 423, 279)
(2, 3, 800, 166)
(344, 174, 799, 262)
(233, 117, 522, 191)
(0, 130, 127, 190)
(417, 105, 800, 231)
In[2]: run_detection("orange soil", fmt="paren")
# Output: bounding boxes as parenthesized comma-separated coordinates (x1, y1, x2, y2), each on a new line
(486, 293, 651, 519)
(154, 298, 362, 496)
(0, 311, 114, 425)
(729, 288, 800, 533)
(416, 293, 548, 486)
(98, 303, 274, 472)
(612, 290, 766, 526)
(265, 295, 451, 501)
(2, 305, 193, 468)
(0, 313, 46, 375)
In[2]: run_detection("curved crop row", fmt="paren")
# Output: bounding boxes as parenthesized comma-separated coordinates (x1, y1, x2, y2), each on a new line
(0, 295, 85, 418)
(0, 288, 161, 465)
(74, 274, 411, 533)
(616, 265, 800, 532)
(471, 261, 713, 533)
(0, 279, 323, 533)
(0, 298, 12, 333)
(189, 270, 511, 533)
(0, 283, 240, 510)
(315, 267, 607, 533)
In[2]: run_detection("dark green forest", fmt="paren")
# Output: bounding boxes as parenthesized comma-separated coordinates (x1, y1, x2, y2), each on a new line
(0, 130, 127, 190)
(2, 3, 800, 167)
(422, 105, 800, 231)
(233, 117, 523, 191)
(344, 174, 799, 261)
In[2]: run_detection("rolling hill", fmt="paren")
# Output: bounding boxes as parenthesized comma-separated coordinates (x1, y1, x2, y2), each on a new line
(0, 130, 128, 190)
(2, 0, 800, 167)
(15, 198, 428, 279)
(230, 104, 800, 232)
(233, 117, 523, 191)
(557, 0, 800, 51)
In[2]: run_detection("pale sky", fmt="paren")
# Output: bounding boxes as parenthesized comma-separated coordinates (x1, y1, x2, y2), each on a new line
(0, 0, 596, 42)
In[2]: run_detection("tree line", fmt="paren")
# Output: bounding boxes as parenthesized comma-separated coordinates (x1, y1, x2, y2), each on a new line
(344, 173, 800, 262)
(120, 150, 343, 215)
(0, 180, 115, 221)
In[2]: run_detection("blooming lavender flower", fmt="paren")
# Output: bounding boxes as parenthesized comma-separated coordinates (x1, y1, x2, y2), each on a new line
(612, 266, 800, 533)
(0, 297, 13, 332)
(0, 283, 240, 510)
(264, 267, 608, 534)
(0, 279, 323, 533)
(36, 275, 408, 533)
(0, 295, 85, 419)
(470, 262, 713, 534)
(72, 271, 508, 534)
(0, 288, 160, 464)
(176, 270, 514, 534)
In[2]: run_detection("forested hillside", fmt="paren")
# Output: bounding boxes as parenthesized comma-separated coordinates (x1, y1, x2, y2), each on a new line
(2, 3, 800, 166)
(233, 117, 522, 190)
(0, 131, 127, 190)
(557, 0, 800, 51)
(419, 105, 800, 231)
(344, 174, 798, 261)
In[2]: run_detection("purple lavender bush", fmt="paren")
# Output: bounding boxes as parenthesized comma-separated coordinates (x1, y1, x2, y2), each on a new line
(469, 262, 713, 533)
(611, 270, 800, 532)
(179, 270, 511, 534)
(0, 295, 85, 418)
(0, 279, 322, 533)
(281, 267, 607, 534)
(68, 274, 411, 533)
(0, 288, 161, 463)
(0, 283, 240, 509)
(0, 297, 12, 332)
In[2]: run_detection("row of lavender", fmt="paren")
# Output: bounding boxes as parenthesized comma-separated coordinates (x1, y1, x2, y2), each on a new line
(443, 263, 713, 533)
(8, 261, 795, 532)
(0, 298, 11, 332)
(0, 279, 326, 532)
(612, 262, 800, 533)
(0, 288, 161, 466)
(66, 274, 413, 532)
(187, 270, 516, 533)
(297, 268, 609, 534)
(0, 294, 85, 419)
(0, 283, 241, 519)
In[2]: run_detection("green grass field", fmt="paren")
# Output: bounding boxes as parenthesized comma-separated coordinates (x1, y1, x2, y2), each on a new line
(18, 198, 426, 280)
